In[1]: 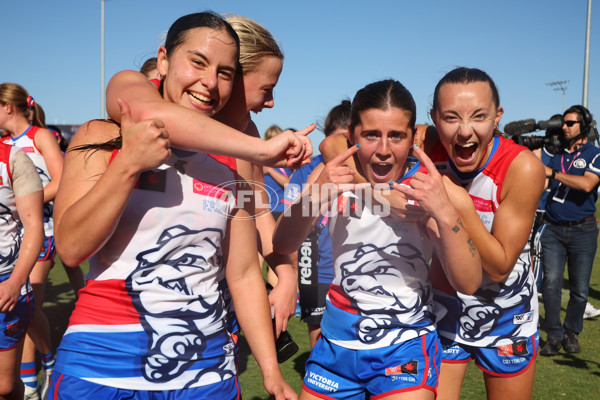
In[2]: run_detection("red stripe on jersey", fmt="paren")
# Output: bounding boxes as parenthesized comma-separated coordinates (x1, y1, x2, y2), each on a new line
(68, 279, 140, 326)
(328, 284, 358, 314)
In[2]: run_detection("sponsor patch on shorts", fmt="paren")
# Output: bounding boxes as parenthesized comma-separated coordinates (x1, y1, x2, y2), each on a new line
(513, 310, 534, 325)
(497, 340, 529, 357)
(385, 360, 419, 375)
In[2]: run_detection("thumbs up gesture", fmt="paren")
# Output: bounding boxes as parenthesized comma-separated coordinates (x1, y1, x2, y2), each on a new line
(118, 99, 171, 173)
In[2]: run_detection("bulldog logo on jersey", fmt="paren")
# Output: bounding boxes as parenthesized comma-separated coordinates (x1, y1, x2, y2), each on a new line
(127, 225, 234, 385)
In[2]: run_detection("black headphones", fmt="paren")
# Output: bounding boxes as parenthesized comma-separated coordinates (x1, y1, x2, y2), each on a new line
(565, 105, 598, 144)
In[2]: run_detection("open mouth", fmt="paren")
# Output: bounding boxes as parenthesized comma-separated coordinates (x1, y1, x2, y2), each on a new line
(371, 163, 393, 181)
(454, 143, 478, 163)
(187, 91, 214, 108)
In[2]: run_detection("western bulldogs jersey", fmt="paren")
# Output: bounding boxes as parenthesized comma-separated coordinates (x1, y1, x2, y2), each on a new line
(55, 148, 239, 390)
(0, 144, 21, 275)
(320, 163, 437, 350)
(432, 135, 538, 348)
(3, 126, 54, 236)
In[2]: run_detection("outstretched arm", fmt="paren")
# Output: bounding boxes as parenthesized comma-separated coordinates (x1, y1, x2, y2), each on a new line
(106, 70, 313, 168)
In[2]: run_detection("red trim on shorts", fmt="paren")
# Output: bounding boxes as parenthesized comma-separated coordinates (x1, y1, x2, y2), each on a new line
(53, 373, 64, 399)
(234, 375, 241, 400)
(371, 335, 435, 400)
(302, 383, 338, 400)
(475, 335, 538, 378)
(442, 358, 473, 364)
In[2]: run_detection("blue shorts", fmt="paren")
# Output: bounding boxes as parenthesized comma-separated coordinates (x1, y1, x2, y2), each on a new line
(48, 372, 240, 400)
(0, 277, 33, 350)
(303, 332, 441, 399)
(440, 332, 538, 377)
(38, 236, 56, 262)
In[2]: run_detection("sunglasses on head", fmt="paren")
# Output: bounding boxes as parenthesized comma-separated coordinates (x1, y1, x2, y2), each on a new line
(564, 120, 580, 127)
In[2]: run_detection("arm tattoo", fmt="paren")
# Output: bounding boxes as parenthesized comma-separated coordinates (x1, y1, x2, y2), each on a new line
(467, 238, 477, 257)
(451, 217, 466, 233)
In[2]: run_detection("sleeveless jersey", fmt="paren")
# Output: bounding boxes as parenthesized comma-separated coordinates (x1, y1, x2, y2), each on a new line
(0, 144, 19, 275)
(431, 135, 538, 348)
(3, 126, 53, 236)
(55, 148, 239, 390)
(0, 144, 34, 296)
(320, 163, 437, 350)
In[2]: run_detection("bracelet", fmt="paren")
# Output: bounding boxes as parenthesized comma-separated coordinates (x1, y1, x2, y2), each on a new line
(551, 169, 558, 180)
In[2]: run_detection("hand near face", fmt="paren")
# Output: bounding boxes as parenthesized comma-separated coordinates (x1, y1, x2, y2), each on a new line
(118, 99, 172, 174)
(390, 145, 455, 221)
(263, 124, 315, 169)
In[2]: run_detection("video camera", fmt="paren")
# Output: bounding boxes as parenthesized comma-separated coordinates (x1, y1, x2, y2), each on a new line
(503, 117, 566, 154)
(504, 106, 599, 154)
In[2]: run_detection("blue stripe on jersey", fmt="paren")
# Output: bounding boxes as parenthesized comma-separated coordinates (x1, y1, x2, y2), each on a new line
(56, 329, 232, 379)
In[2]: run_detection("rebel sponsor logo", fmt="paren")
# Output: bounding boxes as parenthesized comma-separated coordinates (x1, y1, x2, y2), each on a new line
(497, 340, 529, 357)
(299, 236, 316, 285)
(135, 169, 166, 192)
(0, 176, 3, 185)
(386, 360, 419, 375)
(21, 146, 35, 153)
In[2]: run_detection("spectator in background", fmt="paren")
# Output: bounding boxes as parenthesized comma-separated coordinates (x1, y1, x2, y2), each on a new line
(263, 124, 292, 218)
(139, 57, 160, 85)
(282, 99, 350, 348)
(539, 105, 600, 356)
(47, 125, 69, 154)
(0, 83, 64, 400)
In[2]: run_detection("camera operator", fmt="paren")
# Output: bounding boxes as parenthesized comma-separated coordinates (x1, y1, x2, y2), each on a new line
(538, 105, 600, 356)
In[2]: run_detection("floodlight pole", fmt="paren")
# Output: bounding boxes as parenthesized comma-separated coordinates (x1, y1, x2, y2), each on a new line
(101, 0, 106, 118)
(546, 81, 570, 112)
(582, 0, 592, 107)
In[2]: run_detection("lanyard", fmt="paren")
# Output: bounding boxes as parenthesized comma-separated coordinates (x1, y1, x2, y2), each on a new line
(560, 151, 581, 174)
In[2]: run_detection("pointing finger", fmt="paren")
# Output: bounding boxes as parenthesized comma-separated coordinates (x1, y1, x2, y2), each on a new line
(330, 143, 361, 167)
(411, 145, 440, 177)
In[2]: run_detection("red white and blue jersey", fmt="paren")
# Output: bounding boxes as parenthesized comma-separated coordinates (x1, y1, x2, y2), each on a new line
(3, 126, 54, 236)
(55, 147, 239, 390)
(320, 163, 437, 350)
(0, 145, 21, 277)
(431, 135, 538, 348)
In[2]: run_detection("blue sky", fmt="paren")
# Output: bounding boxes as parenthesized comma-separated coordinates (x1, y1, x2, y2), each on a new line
(2, 0, 598, 148)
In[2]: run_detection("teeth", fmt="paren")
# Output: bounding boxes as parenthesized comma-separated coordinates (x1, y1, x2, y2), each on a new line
(459, 143, 476, 148)
(188, 91, 212, 105)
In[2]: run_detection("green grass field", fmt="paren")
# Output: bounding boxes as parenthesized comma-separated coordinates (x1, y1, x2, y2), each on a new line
(45, 248, 600, 399)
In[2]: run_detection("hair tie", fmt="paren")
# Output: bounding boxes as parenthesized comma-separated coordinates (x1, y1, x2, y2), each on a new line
(27, 95, 35, 109)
